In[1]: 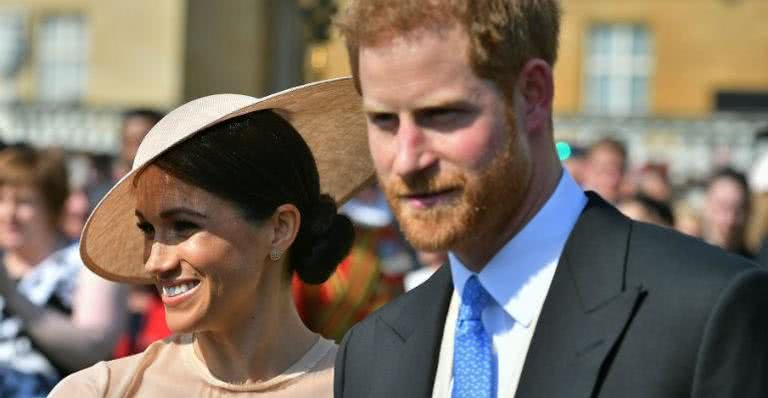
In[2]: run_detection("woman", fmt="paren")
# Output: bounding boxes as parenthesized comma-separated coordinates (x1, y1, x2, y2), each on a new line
(0, 147, 125, 397)
(51, 78, 373, 396)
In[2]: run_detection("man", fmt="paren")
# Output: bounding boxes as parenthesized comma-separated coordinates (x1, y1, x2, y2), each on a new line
(334, 1, 768, 397)
(582, 137, 628, 203)
(88, 109, 164, 208)
(112, 109, 164, 180)
(701, 168, 752, 258)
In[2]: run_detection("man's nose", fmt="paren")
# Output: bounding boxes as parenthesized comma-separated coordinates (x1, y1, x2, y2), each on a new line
(392, 119, 437, 177)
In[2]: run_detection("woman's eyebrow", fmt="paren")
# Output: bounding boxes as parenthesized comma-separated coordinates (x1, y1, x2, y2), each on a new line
(159, 207, 207, 219)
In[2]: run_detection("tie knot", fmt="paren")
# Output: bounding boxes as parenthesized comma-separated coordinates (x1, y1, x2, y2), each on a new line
(459, 276, 492, 321)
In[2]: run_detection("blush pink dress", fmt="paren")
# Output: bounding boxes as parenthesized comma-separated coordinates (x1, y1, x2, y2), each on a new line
(49, 334, 336, 397)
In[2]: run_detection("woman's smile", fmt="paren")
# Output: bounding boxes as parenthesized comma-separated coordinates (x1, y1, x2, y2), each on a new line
(157, 279, 201, 306)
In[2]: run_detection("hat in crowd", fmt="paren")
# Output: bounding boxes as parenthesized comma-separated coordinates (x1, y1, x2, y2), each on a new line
(341, 192, 394, 228)
(81, 77, 375, 284)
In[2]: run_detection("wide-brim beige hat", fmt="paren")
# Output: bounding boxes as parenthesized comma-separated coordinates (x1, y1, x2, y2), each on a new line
(81, 77, 374, 284)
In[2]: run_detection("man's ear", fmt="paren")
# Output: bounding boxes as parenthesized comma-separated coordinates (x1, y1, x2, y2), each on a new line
(270, 204, 301, 253)
(516, 58, 554, 135)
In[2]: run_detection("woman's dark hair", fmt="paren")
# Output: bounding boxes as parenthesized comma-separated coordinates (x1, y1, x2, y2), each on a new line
(707, 167, 750, 196)
(152, 110, 354, 284)
(633, 194, 675, 227)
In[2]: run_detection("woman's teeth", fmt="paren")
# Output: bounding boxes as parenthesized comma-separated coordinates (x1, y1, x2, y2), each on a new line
(162, 282, 198, 297)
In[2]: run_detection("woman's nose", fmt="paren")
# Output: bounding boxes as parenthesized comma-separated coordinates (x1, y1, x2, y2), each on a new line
(144, 240, 179, 276)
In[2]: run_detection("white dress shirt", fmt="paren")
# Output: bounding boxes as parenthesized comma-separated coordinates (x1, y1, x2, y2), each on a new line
(432, 171, 587, 397)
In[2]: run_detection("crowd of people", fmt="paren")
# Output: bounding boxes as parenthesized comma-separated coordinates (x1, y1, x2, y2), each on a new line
(569, 136, 767, 263)
(0, 0, 766, 396)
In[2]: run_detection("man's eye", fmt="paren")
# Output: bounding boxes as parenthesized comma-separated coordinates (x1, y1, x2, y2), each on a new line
(173, 220, 199, 233)
(368, 113, 398, 131)
(136, 221, 155, 237)
(424, 108, 462, 124)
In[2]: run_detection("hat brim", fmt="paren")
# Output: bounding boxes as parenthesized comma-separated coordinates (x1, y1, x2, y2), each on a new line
(81, 77, 375, 284)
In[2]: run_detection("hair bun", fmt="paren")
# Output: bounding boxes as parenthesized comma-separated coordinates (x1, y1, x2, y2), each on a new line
(308, 194, 340, 235)
(292, 194, 354, 284)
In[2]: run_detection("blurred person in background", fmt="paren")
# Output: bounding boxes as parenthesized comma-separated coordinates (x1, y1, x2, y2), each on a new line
(619, 163, 674, 229)
(560, 143, 587, 185)
(673, 199, 702, 238)
(0, 147, 125, 397)
(293, 184, 414, 341)
(112, 109, 164, 181)
(109, 108, 172, 358)
(617, 194, 674, 228)
(582, 137, 628, 203)
(83, 154, 116, 208)
(700, 168, 752, 258)
(83, 109, 163, 207)
(61, 152, 98, 243)
(748, 151, 768, 266)
(749, 194, 768, 266)
(636, 163, 672, 203)
(403, 249, 447, 291)
(61, 190, 90, 243)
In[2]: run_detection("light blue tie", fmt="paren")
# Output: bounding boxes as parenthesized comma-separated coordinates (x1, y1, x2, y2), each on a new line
(452, 275, 497, 398)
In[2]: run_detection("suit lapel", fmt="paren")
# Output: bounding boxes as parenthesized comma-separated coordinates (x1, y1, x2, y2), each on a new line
(516, 194, 646, 398)
(370, 265, 453, 397)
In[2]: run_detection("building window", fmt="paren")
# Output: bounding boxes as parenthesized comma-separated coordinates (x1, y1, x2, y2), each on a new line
(37, 14, 88, 103)
(0, 10, 26, 102)
(585, 24, 652, 115)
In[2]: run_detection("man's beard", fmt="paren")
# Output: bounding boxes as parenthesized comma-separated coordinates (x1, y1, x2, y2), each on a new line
(381, 132, 531, 253)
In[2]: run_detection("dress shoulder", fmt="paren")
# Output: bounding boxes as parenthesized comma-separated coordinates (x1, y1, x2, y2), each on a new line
(49, 361, 109, 397)
(49, 335, 184, 397)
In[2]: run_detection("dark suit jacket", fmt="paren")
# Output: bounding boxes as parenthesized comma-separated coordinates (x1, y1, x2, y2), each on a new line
(759, 238, 768, 267)
(335, 193, 768, 397)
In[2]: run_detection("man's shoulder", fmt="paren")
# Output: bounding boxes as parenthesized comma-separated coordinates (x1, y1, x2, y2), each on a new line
(623, 220, 762, 312)
(576, 194, 755, 279)
(629, 221, 755, 276)
(336, 266, 452, 396)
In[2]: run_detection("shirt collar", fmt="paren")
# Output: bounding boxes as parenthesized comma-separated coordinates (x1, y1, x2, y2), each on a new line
(451, 170, 587, 327)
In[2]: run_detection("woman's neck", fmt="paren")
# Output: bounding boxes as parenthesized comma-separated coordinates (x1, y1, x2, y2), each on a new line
(193, 289, 318, 385)
(4, 233, 60, 279)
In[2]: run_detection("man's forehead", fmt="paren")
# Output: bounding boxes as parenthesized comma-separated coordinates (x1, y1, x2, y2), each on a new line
(358, 22, 469, 66)
(364, 22, 465, 48)
(358, 26, 487, 111)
